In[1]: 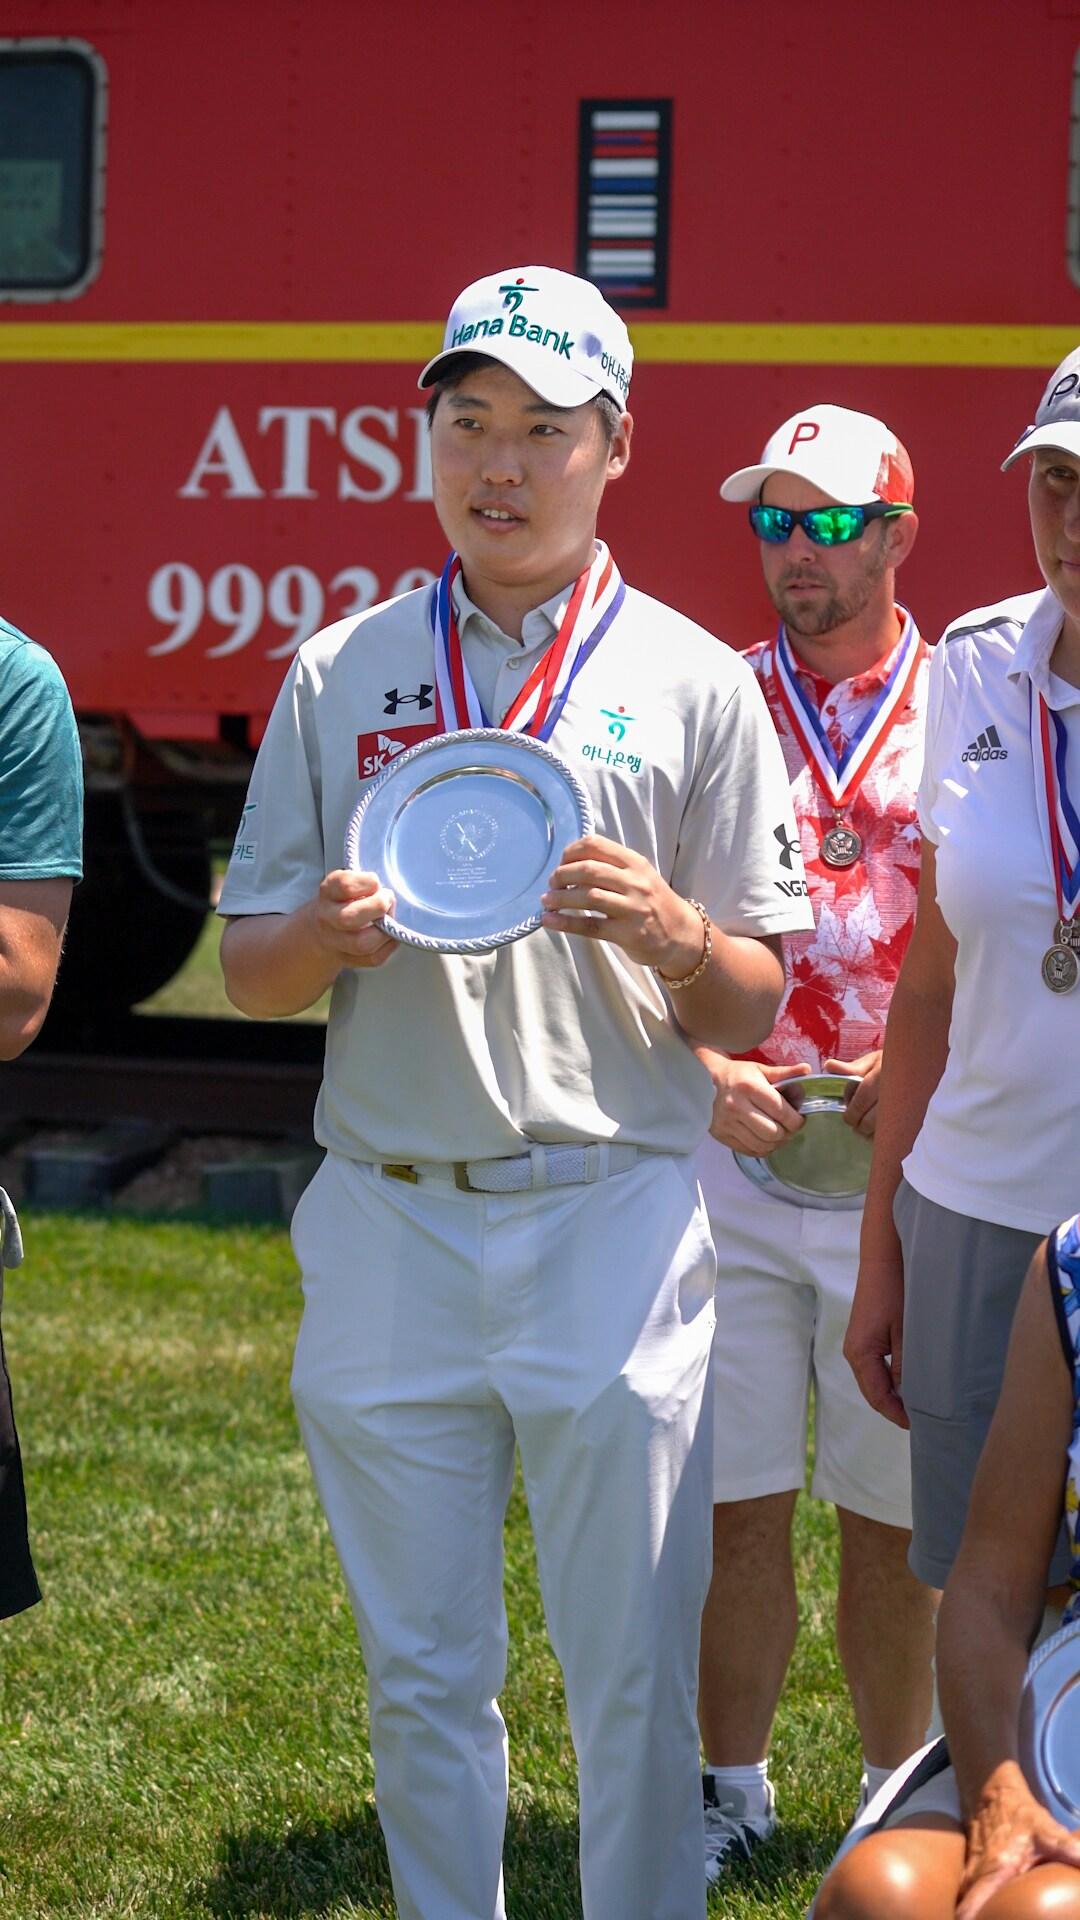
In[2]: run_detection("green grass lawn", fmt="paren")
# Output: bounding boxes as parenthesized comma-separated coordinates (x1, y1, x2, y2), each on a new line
(0, 1213, 857, 1918)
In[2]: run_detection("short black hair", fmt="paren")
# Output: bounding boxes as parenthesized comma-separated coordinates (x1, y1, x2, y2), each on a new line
(424, 353, 623, 445)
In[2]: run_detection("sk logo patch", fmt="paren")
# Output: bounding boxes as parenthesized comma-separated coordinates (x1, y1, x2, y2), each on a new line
(357, 724, 436, 778)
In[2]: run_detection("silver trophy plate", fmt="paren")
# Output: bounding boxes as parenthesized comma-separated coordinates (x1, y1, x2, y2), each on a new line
(344, 728, 593, 954)
(733, 1074, 873, 1211)
(1018, 1618, 1080, 1828)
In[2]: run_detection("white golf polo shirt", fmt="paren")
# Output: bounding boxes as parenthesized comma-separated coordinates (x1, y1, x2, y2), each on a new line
(219, 575, 813, 1164)
(904, 587, 1080, 1231)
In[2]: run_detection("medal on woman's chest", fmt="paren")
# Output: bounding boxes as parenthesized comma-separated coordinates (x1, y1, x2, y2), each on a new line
(1041, 944, 1079, 993)
(1044, 918, 1080, 992)
(1033, 691, 1080, 995)
(771, 615, 924, 878)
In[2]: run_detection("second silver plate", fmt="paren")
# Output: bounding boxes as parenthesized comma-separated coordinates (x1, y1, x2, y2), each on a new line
(1018, 1617, 1080, 1828)
(344, 728, 593, 954)
(734, 1073, 873, 1211)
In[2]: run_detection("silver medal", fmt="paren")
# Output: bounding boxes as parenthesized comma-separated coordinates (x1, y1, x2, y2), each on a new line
(1042, 944, 1079, 993)
(821, 822, 862, 869)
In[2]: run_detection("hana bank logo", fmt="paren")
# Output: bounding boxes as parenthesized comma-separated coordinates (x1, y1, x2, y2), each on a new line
(499, 279, 539, 313)
(600, 706, 635, 742)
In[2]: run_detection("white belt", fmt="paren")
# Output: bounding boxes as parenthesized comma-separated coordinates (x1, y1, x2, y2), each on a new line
(379, 1143, 641, 1194)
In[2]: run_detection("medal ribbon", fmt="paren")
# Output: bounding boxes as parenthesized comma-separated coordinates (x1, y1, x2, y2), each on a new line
(772, 609, 925, 811)
(429, 542, 625, 742)
(1033, 688, 1080, 923)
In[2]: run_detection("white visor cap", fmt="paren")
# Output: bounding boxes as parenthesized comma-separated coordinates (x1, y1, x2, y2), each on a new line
(721, 403, 915, 506)
(419, 266, 633, 411)
(1002, 345, 1080, 469)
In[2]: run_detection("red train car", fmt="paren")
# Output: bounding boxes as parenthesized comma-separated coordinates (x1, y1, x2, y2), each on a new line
(2, 0, 1078, 1010)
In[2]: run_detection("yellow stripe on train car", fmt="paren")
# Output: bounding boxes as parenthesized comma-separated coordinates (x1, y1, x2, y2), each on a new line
(0, 321, 1077, 366)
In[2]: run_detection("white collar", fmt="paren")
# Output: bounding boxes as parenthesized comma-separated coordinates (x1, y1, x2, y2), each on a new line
(1006, 587, 1080, 710)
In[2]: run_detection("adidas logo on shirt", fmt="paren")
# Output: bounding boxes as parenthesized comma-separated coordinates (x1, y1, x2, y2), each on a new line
(961, 726, 1007, 763)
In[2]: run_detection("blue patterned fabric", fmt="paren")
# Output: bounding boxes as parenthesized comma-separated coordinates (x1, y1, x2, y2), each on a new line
(1048, 1213, 1080, 1626)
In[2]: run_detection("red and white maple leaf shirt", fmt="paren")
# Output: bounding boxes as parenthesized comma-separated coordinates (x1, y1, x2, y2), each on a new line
(740, 611, 929, 1070)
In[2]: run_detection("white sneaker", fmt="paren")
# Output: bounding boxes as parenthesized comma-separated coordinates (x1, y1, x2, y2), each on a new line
(703, 1775, 777, 1884)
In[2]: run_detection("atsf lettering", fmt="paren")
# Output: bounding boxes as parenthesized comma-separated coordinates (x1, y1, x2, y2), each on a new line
(178, 403, 434, 503)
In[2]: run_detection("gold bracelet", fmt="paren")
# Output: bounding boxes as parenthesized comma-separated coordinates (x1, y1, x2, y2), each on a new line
(654, 898, 712, 990)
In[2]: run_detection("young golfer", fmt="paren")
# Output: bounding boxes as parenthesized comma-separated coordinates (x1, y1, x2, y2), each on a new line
(219, 265, 812, 1920)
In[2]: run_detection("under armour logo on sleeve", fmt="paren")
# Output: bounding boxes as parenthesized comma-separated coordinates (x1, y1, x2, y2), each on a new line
(774, 823, 802, 870)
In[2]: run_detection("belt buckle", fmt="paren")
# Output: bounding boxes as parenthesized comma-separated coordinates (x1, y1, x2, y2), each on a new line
(452, 1163, 474, 1192)
(383, 1163, 418, 1185)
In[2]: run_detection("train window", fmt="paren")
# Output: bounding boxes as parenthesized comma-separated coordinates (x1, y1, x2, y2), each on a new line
(0, 40, 105, 301)
(576, 99, 672, 309)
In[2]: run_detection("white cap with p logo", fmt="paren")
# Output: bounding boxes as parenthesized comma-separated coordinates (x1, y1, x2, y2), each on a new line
(720, 403, 914, 506)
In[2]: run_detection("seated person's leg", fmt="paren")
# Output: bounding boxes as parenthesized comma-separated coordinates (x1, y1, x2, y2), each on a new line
(979, 1865, 1080, 1920)
(814, 1818, 964, 1920)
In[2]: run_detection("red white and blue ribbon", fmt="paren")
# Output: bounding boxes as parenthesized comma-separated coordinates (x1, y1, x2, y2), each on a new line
(770, 608, 924, 811)
(429, 542, 625, 742)
(1032, 687, 1080, 923)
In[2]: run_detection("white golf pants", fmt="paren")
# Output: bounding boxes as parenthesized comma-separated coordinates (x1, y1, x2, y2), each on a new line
(290, 1150, 716, 1920)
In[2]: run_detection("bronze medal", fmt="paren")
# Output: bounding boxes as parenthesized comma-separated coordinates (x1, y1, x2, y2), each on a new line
(1042, 944, 1079, 994)
(821, 821, 862, 869)
(773, 618, 924, 883)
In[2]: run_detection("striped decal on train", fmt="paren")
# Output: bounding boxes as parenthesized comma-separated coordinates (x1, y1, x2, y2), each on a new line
(576, 99, 672, 309)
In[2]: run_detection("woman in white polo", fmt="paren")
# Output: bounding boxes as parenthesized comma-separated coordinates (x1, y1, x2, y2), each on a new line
(847, 347, 1080, 1596)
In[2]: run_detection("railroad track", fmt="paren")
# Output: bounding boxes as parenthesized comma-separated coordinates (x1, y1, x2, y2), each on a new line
(3, 1012, 324, 1135)
(0, 1014, 326, 1217)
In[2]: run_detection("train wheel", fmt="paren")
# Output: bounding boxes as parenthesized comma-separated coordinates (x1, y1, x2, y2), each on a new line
(49, 793, 212, 1023)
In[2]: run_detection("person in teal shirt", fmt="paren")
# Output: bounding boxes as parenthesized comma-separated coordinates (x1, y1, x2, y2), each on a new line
(0, 614, 82, 1619)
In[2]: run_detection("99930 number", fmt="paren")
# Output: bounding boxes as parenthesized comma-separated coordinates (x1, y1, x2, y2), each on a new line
(146, 561, 436, 658)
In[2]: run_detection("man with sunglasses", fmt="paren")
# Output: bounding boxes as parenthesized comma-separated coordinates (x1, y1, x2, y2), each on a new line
(693, 405, 937, 1882)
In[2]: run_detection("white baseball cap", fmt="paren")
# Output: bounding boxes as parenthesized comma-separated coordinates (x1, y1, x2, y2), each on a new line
(418, 265, 633, 410)
(1002, 345, 1080, 469)
(720, 404, 915, 505)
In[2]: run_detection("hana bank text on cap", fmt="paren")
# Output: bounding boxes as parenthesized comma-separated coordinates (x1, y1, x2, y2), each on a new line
(720, 404, 915, 506)
(1002, 345, 1080, 470)
(418, 266, 633, 411)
